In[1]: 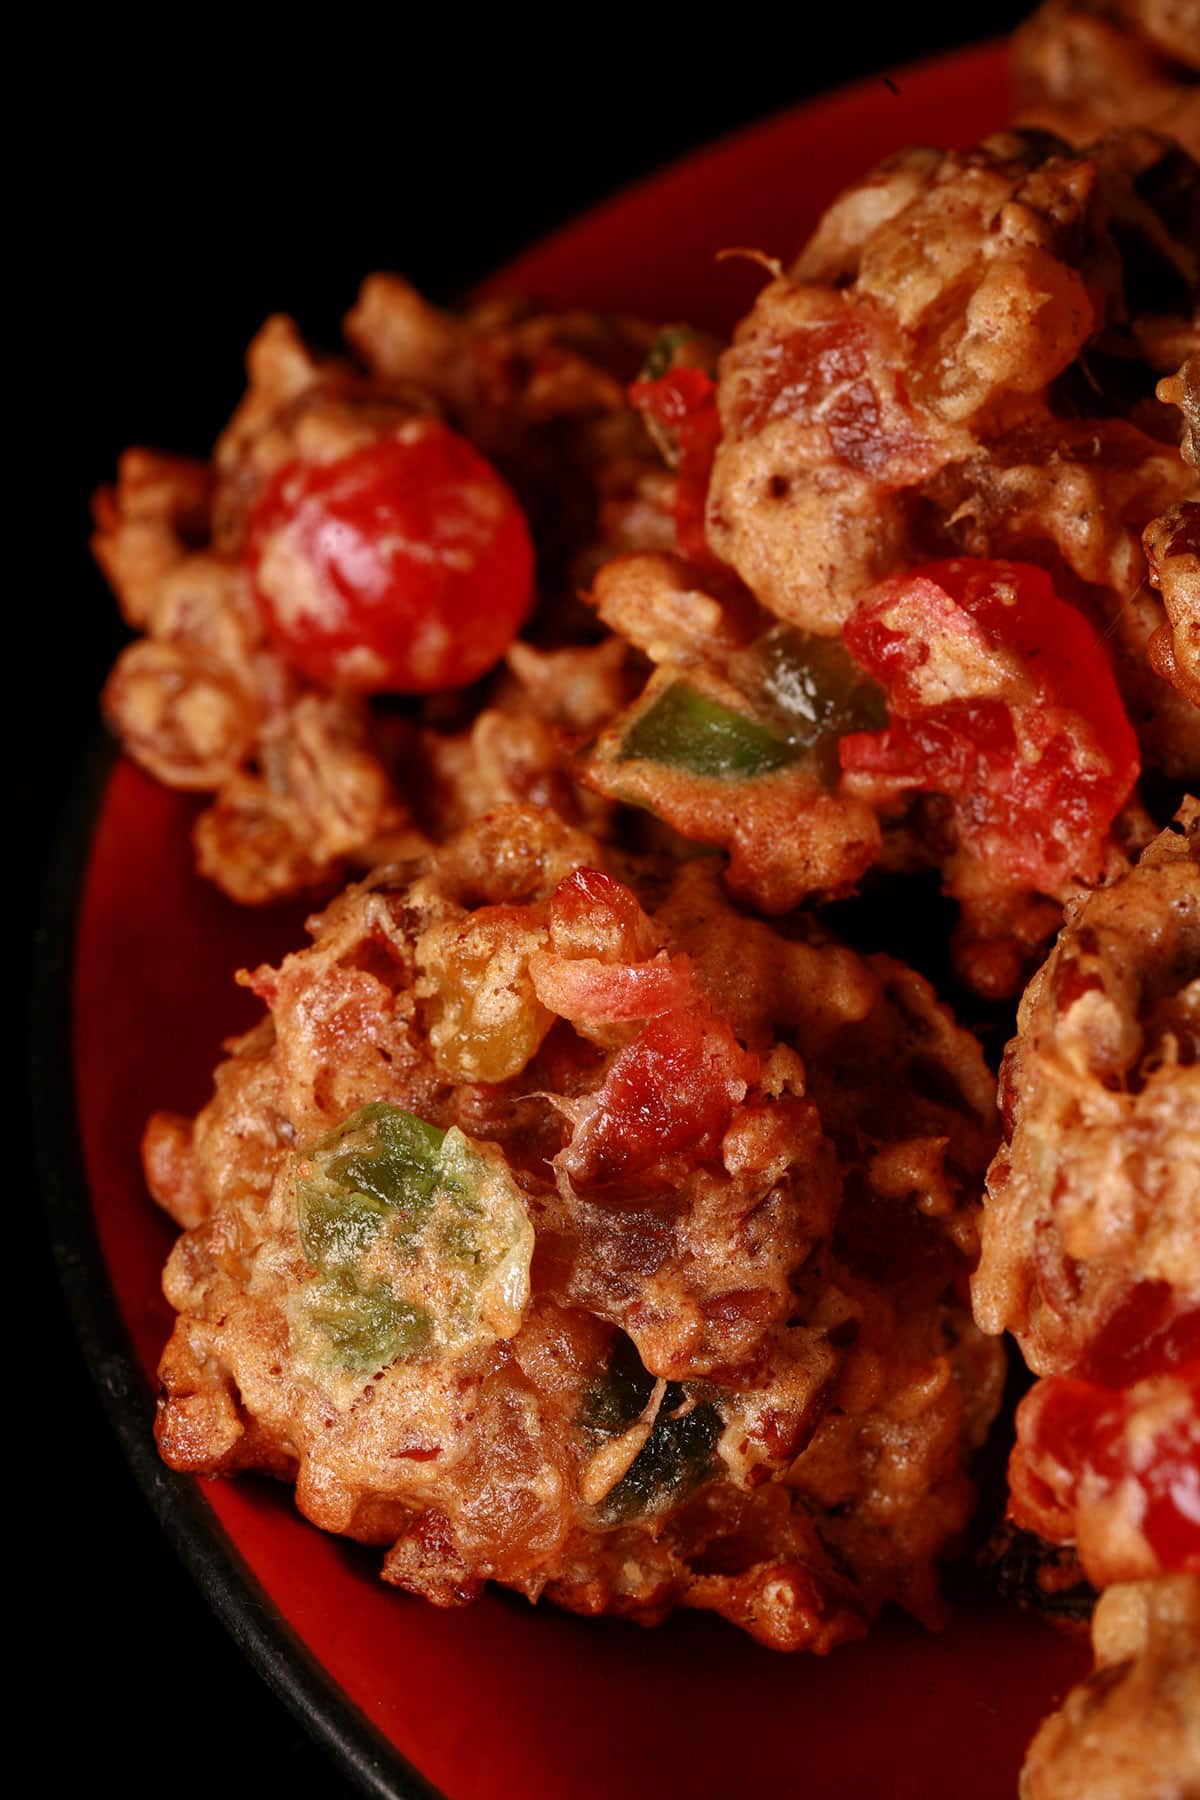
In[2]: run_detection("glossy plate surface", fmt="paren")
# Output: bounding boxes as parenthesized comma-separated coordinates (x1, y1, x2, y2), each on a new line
(70, 43, 1090, 1800)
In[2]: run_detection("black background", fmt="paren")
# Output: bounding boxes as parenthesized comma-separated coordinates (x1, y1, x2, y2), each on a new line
(39, 12, 1030, 1796)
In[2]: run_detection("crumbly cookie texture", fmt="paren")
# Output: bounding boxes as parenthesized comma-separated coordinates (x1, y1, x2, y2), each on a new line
(706, 128, 1200, 779)
(148, 804, 1003, 1647)
(1145, 357, 1200, 711)
(1020, 1576, 1200, 1800)
(1011, 0, 1200, 155)
(93, 285, 661, 903)
(974, 800, 1199, 1374)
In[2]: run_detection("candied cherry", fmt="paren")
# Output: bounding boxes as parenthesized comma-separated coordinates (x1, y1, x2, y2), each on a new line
(1015, 1303, 1200, 1575)
(246, 423, 535, 693)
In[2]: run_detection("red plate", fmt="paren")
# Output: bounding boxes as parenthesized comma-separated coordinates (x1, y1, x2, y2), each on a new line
(69, 42, 1090, 1800)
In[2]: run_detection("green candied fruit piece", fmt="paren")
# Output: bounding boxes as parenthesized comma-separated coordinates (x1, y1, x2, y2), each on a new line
(321, 1101, 445, 1214)
(618, 680, 800, 779)
(601, 1399, 722, 1523)
(297, 1102, 446, 1268)
(582, 1334, 722, 1523)
(306, 1272, 431, 1373)
(291, 1102, 533, 1382)
(755, 626, 888, 746)
(298, 1185, 393, 1270)
(581, 1332, 655, 1435)
(641, 326, 694, 384)
(638, 323, 718, 385)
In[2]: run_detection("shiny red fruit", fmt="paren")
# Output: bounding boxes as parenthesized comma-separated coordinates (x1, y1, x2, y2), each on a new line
(1014, 1333, 1200, 1575)
(246, 425, 535, 693)
(629, 367, 723, 568)
(839, 558, 1139, 889)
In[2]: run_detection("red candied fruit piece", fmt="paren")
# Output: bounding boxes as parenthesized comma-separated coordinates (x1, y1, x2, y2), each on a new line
(547, 867, 660, 962)
(1141, 1409, 1200, 1569)
(1015, 1338, 1200, 1573)
(728, 312, 929, 478)
(246, 425, 534, 693)
(839, 559, 1140, 890)
(537, 867, 692, 1024)
(542, 867, 758, 1186)
(1084, 1286, 1200, 1387)
(564, 1006, 758, 1186)
(629, 368, 723, 567)
(534, 956, 694, 1026)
